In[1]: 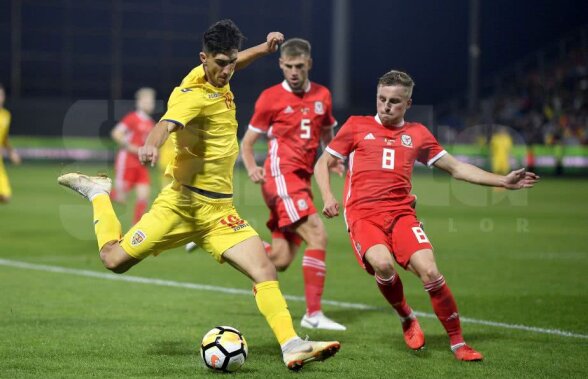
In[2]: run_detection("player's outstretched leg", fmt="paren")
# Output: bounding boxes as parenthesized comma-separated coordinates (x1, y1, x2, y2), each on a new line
(57, 173, 123, 252)
(223, 237, 340, 371)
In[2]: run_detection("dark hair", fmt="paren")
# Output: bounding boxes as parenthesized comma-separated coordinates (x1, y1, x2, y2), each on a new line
(202, 19, 245, 55)
(280, 38, 311, 57)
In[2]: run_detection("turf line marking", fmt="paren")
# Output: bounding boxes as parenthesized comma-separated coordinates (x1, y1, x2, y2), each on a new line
(2, 258, 587, 340)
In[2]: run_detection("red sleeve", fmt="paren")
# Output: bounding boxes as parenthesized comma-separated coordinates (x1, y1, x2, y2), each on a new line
(322, 90, 337, 129)
(416, 125, 447, 167)
(326, 117, 355, 160)
(248, 92, 273, 134)
(119, 113, 135, 130)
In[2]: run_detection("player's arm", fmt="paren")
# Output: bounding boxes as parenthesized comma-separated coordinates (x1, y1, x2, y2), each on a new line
(320, 126, 344, 177)
(235, 32, 284, 71)
(433, 153, 539, 190)
(2, 136, 20, 165)
(314, 151, 342, 218)
(111, 123, 139, 154)
(240, 129, 265, 183)
(139, 120, 179, 167)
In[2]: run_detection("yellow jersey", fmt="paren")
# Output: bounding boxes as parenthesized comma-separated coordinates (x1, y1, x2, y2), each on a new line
(0, 108, 11, 148)
(160, 65, 238, 194)
(490, 133, 512, 156)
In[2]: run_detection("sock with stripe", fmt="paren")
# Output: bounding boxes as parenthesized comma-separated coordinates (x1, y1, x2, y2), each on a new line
(91, 193, 122, 250)
(376, 272, 413, 319)
(425, 275, 464, 346)
(302, 249, 326, 315)
(254, 281, 298, 345)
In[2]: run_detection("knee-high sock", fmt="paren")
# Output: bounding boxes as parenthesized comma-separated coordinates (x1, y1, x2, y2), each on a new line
(376, 272, 412, 318)
(92, 194, 122, 250)
(302, 249, 326, 315)
(254, 281, 298, 345)
(133, 199, 148, 224)
(425, 276, 464, 346)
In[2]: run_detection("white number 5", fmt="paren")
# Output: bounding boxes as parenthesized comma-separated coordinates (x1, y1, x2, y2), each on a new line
(300, 119, 311, 139)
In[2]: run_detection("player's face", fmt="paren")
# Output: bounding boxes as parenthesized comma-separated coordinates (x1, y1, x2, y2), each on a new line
(136, 94, 155, 114)
(279, 55, 312, 93)
(200, 50, 238, 88)
(376, 85, 412, 126)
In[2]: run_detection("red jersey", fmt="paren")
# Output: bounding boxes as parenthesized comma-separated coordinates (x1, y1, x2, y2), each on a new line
(118, 110, 154, 149)
(327, 115, 446, 223)
(249, 80, 337, 176)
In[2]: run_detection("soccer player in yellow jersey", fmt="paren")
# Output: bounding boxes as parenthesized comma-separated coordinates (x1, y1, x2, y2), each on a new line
(490, 126, 513, 175)
(0, 84, 21, 204)
(57, 20, 339, 371)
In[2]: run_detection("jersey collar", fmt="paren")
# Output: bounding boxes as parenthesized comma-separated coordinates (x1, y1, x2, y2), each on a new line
(281, 80, 311, 93)
(375, 114, 405, 128)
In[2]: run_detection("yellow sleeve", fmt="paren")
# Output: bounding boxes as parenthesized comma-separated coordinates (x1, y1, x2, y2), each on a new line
(160, 88, 203, 128)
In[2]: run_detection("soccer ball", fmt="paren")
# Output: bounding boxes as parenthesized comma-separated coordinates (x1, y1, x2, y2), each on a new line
(200, 326, 248, 372)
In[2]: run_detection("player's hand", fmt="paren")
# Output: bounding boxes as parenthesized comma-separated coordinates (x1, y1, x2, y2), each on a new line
(9, 150, 21, 165)
(139, 145, 159, 167)
(322, 195, 340, 218)
(503, 168, 540, 189)
(247, 166, 265, 184)
(329, 159, 345, 177)
(266, 32, 284, 53)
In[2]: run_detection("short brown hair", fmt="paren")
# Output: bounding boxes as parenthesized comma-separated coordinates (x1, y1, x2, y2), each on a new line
(280, 38, 311, 57)
(378, 70, 414, 97)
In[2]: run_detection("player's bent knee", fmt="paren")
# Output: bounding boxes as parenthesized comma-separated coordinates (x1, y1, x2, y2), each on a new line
(99, 243, 132, 274)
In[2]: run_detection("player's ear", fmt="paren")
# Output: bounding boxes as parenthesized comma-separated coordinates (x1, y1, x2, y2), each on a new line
(278, 57, 284, 69)
(199, 52, 207, 65)
(307, 57, 313, 70)
(407, 98, 413, 109)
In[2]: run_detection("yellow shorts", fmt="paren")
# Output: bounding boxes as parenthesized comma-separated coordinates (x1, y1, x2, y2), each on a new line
(120, 182, 258, 262)
(0, 160, 11, 197)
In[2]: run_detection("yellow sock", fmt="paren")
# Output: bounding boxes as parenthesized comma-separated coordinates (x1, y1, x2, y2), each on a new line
(254, 281, 298, 345)
(92, 194, 122, 250)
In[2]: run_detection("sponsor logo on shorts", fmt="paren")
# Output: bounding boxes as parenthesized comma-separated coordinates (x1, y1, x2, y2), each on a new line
(401, 134, 413, 147)
(131, 230, 146, 246)
(297, 199, 308, 211)
(220, 214, 250, 232)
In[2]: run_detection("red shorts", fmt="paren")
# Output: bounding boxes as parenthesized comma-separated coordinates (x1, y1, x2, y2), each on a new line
(114, 151, 150, 191)
(348, 213, 432, 275)
(262, 172, 317, 231)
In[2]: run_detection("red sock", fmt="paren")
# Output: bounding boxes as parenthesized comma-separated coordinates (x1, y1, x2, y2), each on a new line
(133, 199, 148, 224)
(376, 273, 412, 318)
(425, 276, 464, 346)
(302, 249, 326, 315)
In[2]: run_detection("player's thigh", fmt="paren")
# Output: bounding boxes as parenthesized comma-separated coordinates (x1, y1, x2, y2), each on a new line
(199, 201, 259, 263)
(391, 215, 435, 271)
(120, 190, 196, 259)
(349, 218, 392, 275)
(293, 213, 326, 249)
(222, 235, 277, 283)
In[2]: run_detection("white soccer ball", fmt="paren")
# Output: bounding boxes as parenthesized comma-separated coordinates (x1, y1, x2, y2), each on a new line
(200, 326, 248, 372)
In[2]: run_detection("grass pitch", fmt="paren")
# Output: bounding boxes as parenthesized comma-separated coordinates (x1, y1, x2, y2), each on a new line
(1, 162, 587, 378)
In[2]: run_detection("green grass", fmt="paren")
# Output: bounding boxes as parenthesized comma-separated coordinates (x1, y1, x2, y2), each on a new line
(1, 163, 587, 378)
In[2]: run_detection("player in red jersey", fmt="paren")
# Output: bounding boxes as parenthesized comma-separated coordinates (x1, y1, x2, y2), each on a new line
(111, 87, 156, 223)
(241, 38, 346, 331)
(315, 70, 539, 360)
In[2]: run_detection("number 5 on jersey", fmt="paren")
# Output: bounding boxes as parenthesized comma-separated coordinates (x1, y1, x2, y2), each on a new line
(300, 119, 311, 139)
